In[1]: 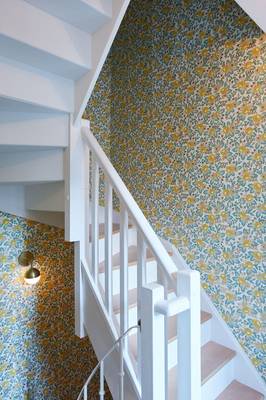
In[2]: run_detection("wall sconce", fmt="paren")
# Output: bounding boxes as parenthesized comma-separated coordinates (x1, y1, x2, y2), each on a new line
(18, 251, 40, 285)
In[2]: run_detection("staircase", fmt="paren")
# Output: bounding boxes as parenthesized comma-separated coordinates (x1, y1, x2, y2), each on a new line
(0, 1, 265, 399)
(75, 128, 265, 400)
(0, 0, 130, 224)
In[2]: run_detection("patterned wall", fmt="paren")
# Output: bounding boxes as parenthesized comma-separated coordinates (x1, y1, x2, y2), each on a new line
(0, 211, 110, 400)
(85, 0, 266, 380)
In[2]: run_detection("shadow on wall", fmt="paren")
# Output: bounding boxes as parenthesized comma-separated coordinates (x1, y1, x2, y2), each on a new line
(0, 211, 110, 400)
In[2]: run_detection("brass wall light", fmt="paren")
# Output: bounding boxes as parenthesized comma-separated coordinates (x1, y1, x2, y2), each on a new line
(18, 251, 41, 285)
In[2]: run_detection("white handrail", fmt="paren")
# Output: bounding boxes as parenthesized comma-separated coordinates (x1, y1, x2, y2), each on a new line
(82, 127, 176, 284)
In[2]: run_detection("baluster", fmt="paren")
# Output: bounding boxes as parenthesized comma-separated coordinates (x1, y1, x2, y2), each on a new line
(99, 361, 105, 400)
(157, 265, 169, 400)
(120, 204, 128, 349)
(92, 155, 99, 283)
(177, 270, 201, 400)
(84, 384, 88, 400)
(84, 146, 90, 264)
(137, 230, 146, 379)
(141, 283, 165, 400)
(105, 179, 113, 315)
(119, 338, 125, 400)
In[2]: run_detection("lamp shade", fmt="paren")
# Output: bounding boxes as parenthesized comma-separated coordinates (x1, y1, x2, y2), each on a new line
(18, 251, 41, 285)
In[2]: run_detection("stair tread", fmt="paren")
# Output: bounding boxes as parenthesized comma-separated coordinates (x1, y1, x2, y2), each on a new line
(113, 284, 176, 314)
(99, 245, 155, 273)
(128, 310, 212, 359)
(168, 341, 236, 396)
(216, 380, 264, 400)
(201, 341, 236, 384)
(89, 223, 120, 241)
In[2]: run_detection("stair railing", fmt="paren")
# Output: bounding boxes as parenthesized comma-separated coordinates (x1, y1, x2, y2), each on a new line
(77, 325, 139, 400)
(80, 126, 201, 400)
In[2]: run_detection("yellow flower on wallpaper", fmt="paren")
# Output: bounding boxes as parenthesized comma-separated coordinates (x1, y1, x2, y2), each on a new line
(252, 114, 263, 124)
(242, 304, 251, 314)
(236, 80, 249, 89)
(226, 164, 236, 173)
(226, 101, 235, 111)
(242, 169, 252, 180)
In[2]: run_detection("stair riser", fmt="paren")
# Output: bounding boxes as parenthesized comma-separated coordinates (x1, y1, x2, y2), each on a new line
(166, 319, 212, 370)
(0, 149, 64, 183)
(25, 182, 64, 212)
(0, 56, 74, 113)
(0, 0, 91, 79)
(115, 292, 177, 330)
(97, 228, 137, 262)
(24, 0, 112, 33)
(201, 358, 235, 400)
(0, 112, 68, 148)
(99, 260, 158, 296)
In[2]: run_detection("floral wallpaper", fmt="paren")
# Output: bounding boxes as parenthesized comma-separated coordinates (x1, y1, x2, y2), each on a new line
(85, 0, 266, 380)
(0, 211, 111, 400)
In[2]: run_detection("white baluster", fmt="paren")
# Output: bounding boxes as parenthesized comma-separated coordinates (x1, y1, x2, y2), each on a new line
(119, 338, 125, 400)
(99, 361, 105, 400)
(120, 204, 129, 349)
(92, 155, 99, 283)
(141, 283, 165, 400)
(177, 270, 201, 400)
(84, 146, 90, 264)
(137, 231, 146, 380)
(157, 266, 169, 400)
(105, 179, 113, 315)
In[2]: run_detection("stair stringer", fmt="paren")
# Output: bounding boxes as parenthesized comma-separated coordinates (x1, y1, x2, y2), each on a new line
(162, 237, 266, 396)
(81, 257, 140, 400)
(74, 0, 131, 123)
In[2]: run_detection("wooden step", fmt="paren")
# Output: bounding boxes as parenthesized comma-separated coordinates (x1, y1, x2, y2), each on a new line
(216, 380, 264, 400)
(89, 223, 120, 242)
(168, 342, 236, 396)
(128, 310, 212, 360)
(99, 245, 155, 273)
(201, 341, 236, 385)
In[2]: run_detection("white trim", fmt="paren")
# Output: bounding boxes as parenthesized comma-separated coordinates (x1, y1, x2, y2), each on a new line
(162, 237, 266, 395)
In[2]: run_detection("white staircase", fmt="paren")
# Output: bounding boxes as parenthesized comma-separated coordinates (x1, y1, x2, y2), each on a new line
(73, 127, 265, 400)
(0, 0, 130, 225)
(0, 1, 265, 399)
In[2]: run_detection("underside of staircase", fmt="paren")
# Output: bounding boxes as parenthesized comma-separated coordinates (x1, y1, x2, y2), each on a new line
(0, 1, 265, 399)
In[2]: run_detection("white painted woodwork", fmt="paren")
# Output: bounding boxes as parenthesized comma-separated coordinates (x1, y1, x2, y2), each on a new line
(0, 183, 64, 227)
(120, 204, 129, 350)
(141, 283, 165, 400)
(0, 56, 74, 113)
(99, 258, 157, 297)
(74, 0, 131, 122)
(105, 179, 113, 315)
(91, 156, 100, 282)
(201, 358, 235, 400)
(137, 231, 146, 380)
(82, 128, 177, 280)
(234, 0, 266, 32)
(0, 112, 69, 148)
(0, 149, 64, 183)
(65, 119, 89, 242)
(24, 0, 112, 33)
(177, 270, 201, 400)
(0, 0, 91, 79)
(25, 182, 64, 212)
(75, 246, 86, 338)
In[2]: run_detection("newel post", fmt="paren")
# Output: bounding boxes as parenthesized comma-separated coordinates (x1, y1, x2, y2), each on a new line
(141, 283, 165, 400)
